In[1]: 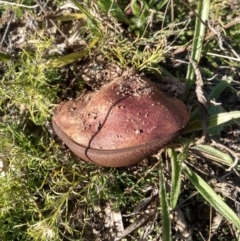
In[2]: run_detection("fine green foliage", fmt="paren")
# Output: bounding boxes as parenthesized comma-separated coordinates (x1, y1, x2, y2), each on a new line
(0, 39, 60, 125)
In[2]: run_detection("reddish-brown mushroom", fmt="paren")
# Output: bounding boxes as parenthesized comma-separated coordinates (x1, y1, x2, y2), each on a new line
(52, 76, 189, 167)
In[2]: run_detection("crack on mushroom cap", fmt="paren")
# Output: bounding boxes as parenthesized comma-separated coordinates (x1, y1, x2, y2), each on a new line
(53, 76, 189, 152)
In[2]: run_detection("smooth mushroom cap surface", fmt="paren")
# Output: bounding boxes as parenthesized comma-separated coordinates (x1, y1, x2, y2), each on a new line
(52, 76, 190, 167)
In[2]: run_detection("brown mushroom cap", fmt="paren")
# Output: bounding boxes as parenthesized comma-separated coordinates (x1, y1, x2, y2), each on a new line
(52, 76, 189, 167)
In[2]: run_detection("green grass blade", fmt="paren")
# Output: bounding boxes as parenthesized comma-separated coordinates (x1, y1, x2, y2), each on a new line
(182, 163, 240, 230)
(159, 159, 171, 241)
(207, 105, 225, 135)
(71, 0, 100, 30)
(0, 52, 12, 61)
(191, 144, 235, 167)
(209, 77, 232, 99)
(207, 77, 233, 135)
(48, 38, 99, 67)
(168, 148, 182, 209)
(184, 111, 240, 133)
(47, 13, 86, 22)
(131, 0, 141, 17)
(98, 0, 130, 23)
(184, 0, 210, 99)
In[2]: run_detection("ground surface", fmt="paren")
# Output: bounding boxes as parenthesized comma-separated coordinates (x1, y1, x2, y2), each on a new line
(0, 1, 240, 241)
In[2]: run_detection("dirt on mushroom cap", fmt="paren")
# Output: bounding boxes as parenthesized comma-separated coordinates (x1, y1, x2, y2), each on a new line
(53, 76, 189, 150)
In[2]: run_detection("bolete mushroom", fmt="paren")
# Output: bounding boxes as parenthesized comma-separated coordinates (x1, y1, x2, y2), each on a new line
(52, 75, 189, 167)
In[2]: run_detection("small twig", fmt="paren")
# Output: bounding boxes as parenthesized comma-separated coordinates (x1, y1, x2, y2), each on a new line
(207, 21, 225, 50)
(206, 52, 240, 62)
(189, 57, 207, 107)
(0, 11, 14, 47)
(114, 210, 154, 241)
(207, 24, 240, 60)
(114, 203, 157, 241)
(207, 20, 240, 60)
(140, 206, 158, 241)
(209, 99, 221, 106)
(189, 57, 208, 138)
(37, 0, 50, 16)
(114, 188, 158, 240)
(206, 74, 218, 81)
(35, 0, 68, 41)
(59, 2, 80, 10)
(179, 0, 207, 27)
(170, 0, 174, 22)
(205, 17, 240, 42)
(211, 139, 240, 173)
(174, 17, 240, 55)
(0, 0, 38, 8)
